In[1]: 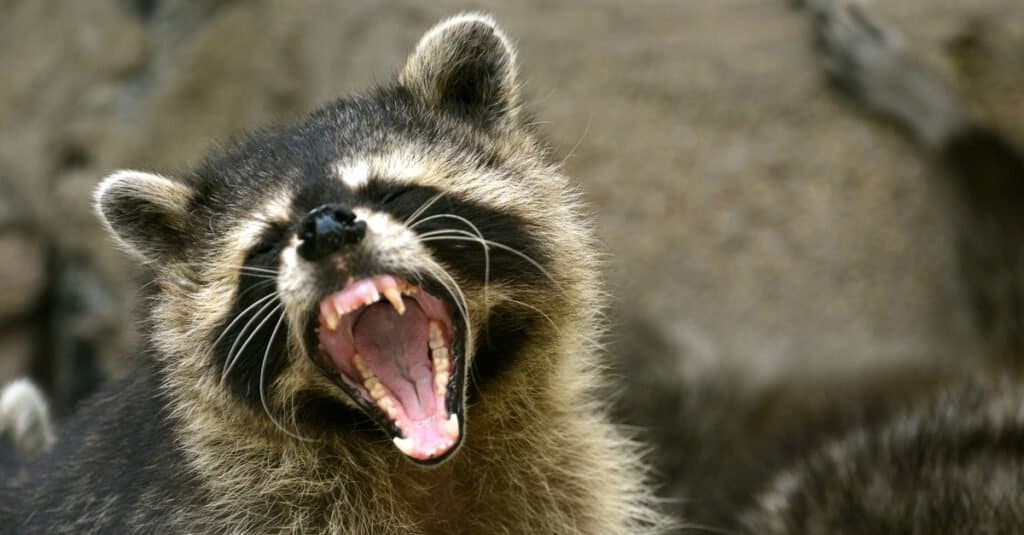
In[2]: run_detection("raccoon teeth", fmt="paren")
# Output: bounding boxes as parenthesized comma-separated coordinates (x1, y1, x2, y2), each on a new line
(325, 310, 340, 330)
(435, 370, 449, 391)
(353, 353, 374, 379)
(377, 396, 396, 417)
(428, 322, 445, 350)
(432, 348, 450, 374)
(364, 290, 379, 307)
(382, 287, 406, 315)
(393, 436, 415, 456)
(443, 414, 459, 439)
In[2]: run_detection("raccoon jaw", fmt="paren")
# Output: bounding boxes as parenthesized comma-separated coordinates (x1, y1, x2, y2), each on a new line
(315, 274, 463, 463)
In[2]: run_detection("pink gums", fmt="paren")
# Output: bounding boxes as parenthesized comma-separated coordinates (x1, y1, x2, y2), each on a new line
(317, 275, 458, 461)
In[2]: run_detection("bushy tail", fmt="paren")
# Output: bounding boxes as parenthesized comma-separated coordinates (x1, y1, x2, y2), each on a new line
(810, 1, 1024, 363)
(0, 379, 55, 456)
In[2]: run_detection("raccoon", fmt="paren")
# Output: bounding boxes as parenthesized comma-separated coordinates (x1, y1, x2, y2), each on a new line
(0, 14, 664, 533)
(742, 3, 1024, 533)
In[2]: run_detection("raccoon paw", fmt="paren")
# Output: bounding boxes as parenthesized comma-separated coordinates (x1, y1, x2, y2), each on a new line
(813, 3, 964, 146)
(0, 379, 55, 455)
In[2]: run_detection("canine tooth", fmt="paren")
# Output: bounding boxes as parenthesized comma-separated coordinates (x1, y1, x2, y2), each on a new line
(325, 311, 340, 330)
(383, 288, 406, 315)
(393, 437, 415, 456)
(443, 414, 459, 439)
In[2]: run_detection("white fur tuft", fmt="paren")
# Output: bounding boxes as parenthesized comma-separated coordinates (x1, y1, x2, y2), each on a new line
(0, 378, 55, 454)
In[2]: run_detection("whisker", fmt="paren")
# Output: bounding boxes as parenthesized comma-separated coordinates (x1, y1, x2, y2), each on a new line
(556, 117, 592, 170)
(419, 233, 560, 289)
(235, 279, 278, 302)
(170, 261, 280, 275)
(404, 191, 446, 226)
(239, 266, 280, 274)
(222, 298, 282, 382)
(418, 260, 472, 353)
(411, 214, 492, 320)
(210, 292, 280, 354)
(503, 297, 561, 335)
(259, 312, 314, 442)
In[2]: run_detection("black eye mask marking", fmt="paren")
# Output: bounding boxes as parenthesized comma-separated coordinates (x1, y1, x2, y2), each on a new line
(209, 178, 558, 419)
(209, 221, 291, 406)
(356, 181, 556, 393)
(355, 182, 553, 289)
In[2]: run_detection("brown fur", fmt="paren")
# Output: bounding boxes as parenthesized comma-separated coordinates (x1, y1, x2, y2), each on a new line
(88, 13, 666, 534)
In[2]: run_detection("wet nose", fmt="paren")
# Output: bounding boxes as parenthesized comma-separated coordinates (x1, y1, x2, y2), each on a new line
(297, 204, 367, 261)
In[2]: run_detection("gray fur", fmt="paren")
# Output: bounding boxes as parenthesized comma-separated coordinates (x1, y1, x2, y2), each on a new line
(814, 2, 965, 147)
(740, 3, 1024, 533)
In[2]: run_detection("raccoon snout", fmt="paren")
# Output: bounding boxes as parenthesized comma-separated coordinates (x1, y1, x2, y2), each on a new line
(298, 204, 367, 261)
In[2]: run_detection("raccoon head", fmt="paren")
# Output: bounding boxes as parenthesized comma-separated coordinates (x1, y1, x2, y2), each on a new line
(93, 14, 596, 465)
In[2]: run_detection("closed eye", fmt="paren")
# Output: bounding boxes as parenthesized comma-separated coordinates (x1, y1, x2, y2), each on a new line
(380, 186, 413, 205)
(246, 222, 291, 263)
(251, 241, 277, 257)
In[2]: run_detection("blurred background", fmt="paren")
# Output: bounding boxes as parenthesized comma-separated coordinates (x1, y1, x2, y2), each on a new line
(1, 0, 1023, 524)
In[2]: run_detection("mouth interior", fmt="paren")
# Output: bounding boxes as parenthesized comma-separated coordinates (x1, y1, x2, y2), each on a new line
(317, 275, 460, 461)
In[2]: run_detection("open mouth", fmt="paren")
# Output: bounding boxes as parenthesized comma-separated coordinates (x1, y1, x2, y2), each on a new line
(315, 274, 463, 463)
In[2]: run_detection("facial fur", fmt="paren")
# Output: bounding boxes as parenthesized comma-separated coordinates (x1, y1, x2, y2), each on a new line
(89, 13, 660, 533)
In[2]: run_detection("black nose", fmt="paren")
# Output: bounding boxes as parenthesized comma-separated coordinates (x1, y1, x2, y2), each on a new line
(297, 204, 367, 261)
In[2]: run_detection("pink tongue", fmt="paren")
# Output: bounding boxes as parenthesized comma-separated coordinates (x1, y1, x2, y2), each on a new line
(352, 299, 435, 420)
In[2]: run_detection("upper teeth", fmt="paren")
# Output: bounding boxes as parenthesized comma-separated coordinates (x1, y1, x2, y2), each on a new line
(383, 287, 405, 315)
(322, 283, 418, 331)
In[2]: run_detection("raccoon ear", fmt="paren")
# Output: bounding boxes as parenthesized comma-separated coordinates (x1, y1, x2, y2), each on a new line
(94, 170, 195, 263)
(400, 13, 520, 125)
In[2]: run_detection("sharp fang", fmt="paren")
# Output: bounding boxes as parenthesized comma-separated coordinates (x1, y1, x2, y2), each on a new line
(383, 288, 406, 315)
(444, 414, 459, 439)
(325, 310, 340, 330)
(393, 436, 415, 456)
